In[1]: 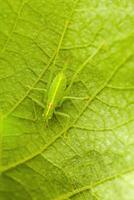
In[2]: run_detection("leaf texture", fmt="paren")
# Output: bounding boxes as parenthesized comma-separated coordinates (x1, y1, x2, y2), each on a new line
(0, 0, 134, 199)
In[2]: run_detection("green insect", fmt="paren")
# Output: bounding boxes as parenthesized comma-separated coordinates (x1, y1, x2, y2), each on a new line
(43, 71, 67, 122)
(28, 42, 104, 124)
(29, 71, 88, 124)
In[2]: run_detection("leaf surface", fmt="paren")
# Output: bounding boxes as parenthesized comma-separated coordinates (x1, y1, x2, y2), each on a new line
(0, 0, 134, 200)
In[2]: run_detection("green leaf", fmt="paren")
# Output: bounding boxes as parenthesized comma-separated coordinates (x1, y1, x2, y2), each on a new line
(0, 0, 134, 199)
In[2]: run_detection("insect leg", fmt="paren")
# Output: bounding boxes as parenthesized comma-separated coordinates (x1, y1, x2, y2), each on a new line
(63, 96, 89, 101)
(26, 85, 47, 92)
(54, 111, 70, 119)
(28, 96, 45, 108)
